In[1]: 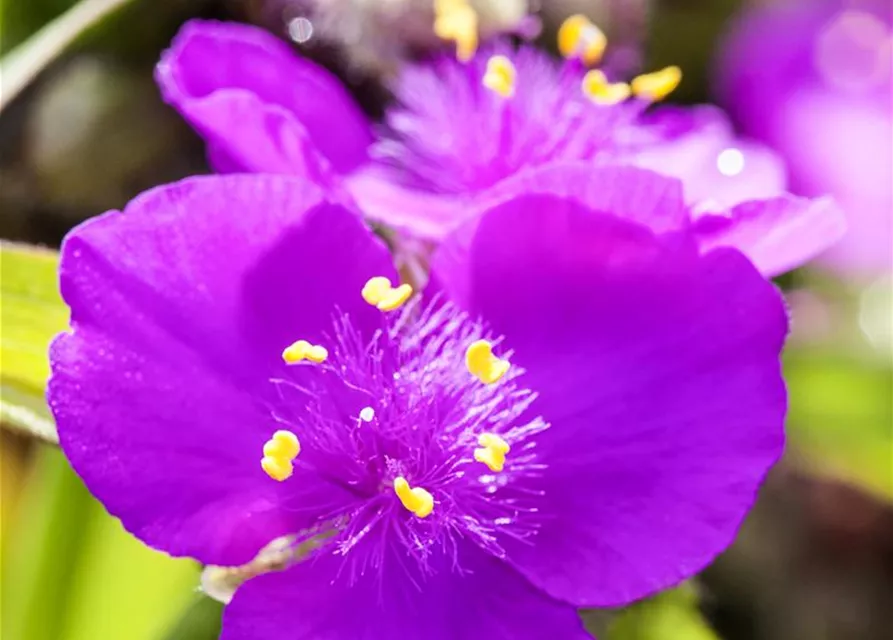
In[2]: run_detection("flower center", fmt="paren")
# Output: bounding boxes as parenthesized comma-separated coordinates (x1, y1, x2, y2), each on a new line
(261, 277, 548, 570)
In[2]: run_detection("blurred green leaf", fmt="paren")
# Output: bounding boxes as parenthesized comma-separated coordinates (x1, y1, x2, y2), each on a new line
(160, 596, 223, 640)
(1, 446, 203, 640)
(0, 241, 66, 443)
(0, 0, 135, 110)
(785, 349, 893, 501)
(1, 447, 93, 640)
(61, 499, 200, 640)
(603, 585, 719, 640)
(0, 0, 78, 54)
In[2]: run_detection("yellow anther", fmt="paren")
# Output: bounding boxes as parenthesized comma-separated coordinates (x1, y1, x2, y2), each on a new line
(474, 432, 510, 472)
(631, 65, 682, 101)
(261, 430, 301, 482)
(263, 430, 301, 459)
(434, 0, 479, 62)
(282, 339, 328, 364)
(558, 14, 608, 66)
(483, 55, 517, 98)
(478, 433, 510, 454)
(261, 456, 294, 482)
(394, 476, 434, 518)
(361, 276, 413, 311)
(465, 339, 510, 385)
(582, 70, 631, 106)
(361, 276, 392, 305)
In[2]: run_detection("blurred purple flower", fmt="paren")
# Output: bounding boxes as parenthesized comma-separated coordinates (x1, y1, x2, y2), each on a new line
(155, 20, 844, 275)
(716, 0, 892, 274)
(50, 167, 788, 638)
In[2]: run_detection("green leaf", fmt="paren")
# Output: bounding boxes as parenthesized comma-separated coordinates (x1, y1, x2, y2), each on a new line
(159, 596, 222, 640)
(1, 447, 93, 640)
(602, 585, 720, 640)
(1, 447, 202, 640)
(0, 241, 67, 443)
(785, 349, 893, 500)
(0, 0, 135, 110)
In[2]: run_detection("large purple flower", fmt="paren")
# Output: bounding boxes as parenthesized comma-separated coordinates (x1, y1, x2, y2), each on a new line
(716, 0, 892, 274)
(50, 167, 788, 638)
(155, 20, 844, 275)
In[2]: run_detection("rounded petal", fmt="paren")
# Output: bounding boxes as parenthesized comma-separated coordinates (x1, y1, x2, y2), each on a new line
(221, 542, 590, 640)
(630, 105, 787, 210)
(480, 163, 690, 234)
(49, 174, 396, 565)
(694, 195, 847, 277)
(345, 166, 467, 239)
(156, 20, 372, 174)
(433, 194, 788, 607)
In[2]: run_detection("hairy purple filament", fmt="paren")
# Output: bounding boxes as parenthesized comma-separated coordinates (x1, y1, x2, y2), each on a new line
(266, 298, 549, 584)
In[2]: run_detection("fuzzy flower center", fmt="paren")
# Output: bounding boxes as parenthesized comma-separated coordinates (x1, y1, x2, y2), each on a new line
(263, 277, 549, 575)
(375, 16, 683, 196)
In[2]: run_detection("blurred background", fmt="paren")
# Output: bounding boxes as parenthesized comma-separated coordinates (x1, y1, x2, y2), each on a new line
(0, 0, 890, 638)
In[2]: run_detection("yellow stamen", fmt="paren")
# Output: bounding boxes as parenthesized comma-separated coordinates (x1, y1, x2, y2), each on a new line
(582, 69, 631, 106)
(261, 430, 301, 482)
(434, 0, 479, 63)
(557, 14, 607, 66)
(478, 432, 510, 454)
(361, 276, 413, 311)
(361, 276, 392, 305)
(465, 339, 510, 384)
(631, 65, 682, 101)
(282, 339, 328, 364)
(474, 432, 510, 472)
(263, 430, 301, 459)
(394, 476, 434, 518)
(261, 456, 294, 482)
(483, 55, 517, 98)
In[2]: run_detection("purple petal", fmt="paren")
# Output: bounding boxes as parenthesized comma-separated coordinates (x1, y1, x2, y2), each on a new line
(345, 166, 467, 239)
(221, 542, 590, 640)
(479, 164, 690, 234)
(156, 20, 372, 174)
(694, 195, 847, 277)
(433, 194, 788, 606)
(630, 106, 787, 210)
(49, 174, 396, 565)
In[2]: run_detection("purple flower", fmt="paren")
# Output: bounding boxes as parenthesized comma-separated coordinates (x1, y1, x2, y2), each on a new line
(155, 20, 844, 276)
(50, 167, 788, 638)
(716, 0, 892, 274)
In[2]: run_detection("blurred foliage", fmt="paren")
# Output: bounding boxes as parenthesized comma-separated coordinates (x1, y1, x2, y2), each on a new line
(0, 242, 64, 442)
(0, 0, 78, 55)
(606, 585, 719, 640)
(785, 348, 893, 500)
(161, 596, 223, 640)
(1, 447, 201, 640)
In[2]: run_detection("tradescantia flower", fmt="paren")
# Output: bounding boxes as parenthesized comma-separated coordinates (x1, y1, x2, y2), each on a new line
(154, 18, 844, 274)
(50, 167, 789, 638)
(716, 0, 891, 274)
